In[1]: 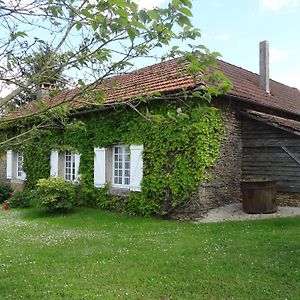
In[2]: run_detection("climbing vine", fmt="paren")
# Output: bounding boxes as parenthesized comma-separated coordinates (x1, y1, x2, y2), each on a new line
(0, 99, 224, 216)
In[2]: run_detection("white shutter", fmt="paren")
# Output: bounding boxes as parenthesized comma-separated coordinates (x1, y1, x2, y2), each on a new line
(94, 148, 106, 187)
(6, 150, 13, 179)
(50, 150, 59, 177)
(74, 153, 81, 180)
(20, 153, 26, 181)
(22, 171, 27, 181)
(129, 145, 143, 192)
(21, 154, 26, 180)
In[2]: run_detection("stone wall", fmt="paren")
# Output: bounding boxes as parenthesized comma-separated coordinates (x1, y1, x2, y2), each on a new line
(0, 153, 8, 183)
(0, 153, 25, 191)
(277, 192, 300, 207)
(172, 100, 242, 220)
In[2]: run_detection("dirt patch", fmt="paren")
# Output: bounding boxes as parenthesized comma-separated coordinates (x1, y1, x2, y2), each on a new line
(195, 203, 300, 223)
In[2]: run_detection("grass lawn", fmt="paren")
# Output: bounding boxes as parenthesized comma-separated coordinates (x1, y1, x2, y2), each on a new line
(0, 208, 299, 299)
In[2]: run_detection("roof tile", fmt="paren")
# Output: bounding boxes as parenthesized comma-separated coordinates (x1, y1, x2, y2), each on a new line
(3, 57, 300, 120)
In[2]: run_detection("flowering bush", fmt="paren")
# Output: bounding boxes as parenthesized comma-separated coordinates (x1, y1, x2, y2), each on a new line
(2, 200, 9, 211)
(33, 177, 76, 213)
(0, 182, 13, 203)
(8, 191, 34, 208)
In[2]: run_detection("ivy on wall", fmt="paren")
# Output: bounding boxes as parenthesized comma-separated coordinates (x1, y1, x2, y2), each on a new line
(0, 99, 224, 216)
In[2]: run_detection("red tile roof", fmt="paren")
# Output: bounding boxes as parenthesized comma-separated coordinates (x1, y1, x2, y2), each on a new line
(218, 60, 300, 117)
(243, 110, 300, 134)
(3, 57, 300, 120)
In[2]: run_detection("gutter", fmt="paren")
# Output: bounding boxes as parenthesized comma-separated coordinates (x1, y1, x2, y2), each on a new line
(68, 89, 300, 122)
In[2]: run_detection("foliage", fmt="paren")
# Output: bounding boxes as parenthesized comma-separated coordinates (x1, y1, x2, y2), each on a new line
(23, 143, 53, 190)
(0, 0, 232, 164)
(33, 176, 76, 213)
(7, 44, 67, 109)
(0, 0, 219, 115)
(77, 182, 108, 208)
(4, 100, 224, 216)
(0, 181, 13, 203)
(0, 208, 300, 299)
(8, 190, 34, 208)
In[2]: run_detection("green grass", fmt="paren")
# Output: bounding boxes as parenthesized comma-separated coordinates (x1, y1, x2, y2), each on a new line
(0, 208, 299, 300)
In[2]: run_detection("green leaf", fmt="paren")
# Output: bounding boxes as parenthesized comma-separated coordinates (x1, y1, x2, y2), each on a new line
(81, 8, 93, 19)
(139, 10, 149, 23)
(131, 20, 145, 29)
(172, 0, 181, 6)
(178, 7, 192, 17)
(10, 31, 28, 41)
(115, 8, 130, 18)
(126, 27, 138, 41)
(75, 22, 82, 30)
(180, 0, 192, 8)
(177, 15, 192, 27)
(91, 21, 98, 31)
(148, 10, 160, 20)
(111, 0, 126, 7)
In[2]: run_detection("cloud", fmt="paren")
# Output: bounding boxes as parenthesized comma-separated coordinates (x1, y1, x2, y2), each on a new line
(270, 48, 289, 63)
(214, 33, 229, 41)
(260, 0, 299, 11)
(136, 0, 168, 9)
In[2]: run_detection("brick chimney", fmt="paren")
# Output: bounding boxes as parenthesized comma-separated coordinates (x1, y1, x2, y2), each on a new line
(259, 40, 270, 94)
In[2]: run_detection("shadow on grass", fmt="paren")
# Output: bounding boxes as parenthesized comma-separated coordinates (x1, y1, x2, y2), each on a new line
(18, 206, 153, 222)
(19, 207, 75, 220)
(15, 206, 183, 234)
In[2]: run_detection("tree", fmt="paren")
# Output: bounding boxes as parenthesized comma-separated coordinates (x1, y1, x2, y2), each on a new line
(6, 44, 67, 109)
(0, 0, 230, 145)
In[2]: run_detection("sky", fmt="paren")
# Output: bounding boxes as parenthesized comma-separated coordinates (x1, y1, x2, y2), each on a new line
(137, 0, 300, 89)
(1, 0, 299, 97)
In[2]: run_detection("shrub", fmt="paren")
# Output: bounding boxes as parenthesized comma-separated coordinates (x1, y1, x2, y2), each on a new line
(0, 181, 13, 203)
(79, 182, 108, 208)
(33, 177, 76, 213)
(8, 190, 34, 208)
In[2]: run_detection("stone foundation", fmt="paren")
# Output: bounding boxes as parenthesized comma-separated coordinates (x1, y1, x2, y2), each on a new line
(0, 153, 25, 191)
(0, 153, 8, 183)
(277, 192, 300, 207)
(172, 102, 242, 220)
(10, 180, 25, 192)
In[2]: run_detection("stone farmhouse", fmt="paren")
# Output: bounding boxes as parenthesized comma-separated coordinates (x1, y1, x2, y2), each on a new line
(1, 41, 299, 218)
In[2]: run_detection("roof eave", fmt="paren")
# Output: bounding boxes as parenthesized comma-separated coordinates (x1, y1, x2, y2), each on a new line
(224, 93, 300, 119)
(240, 110, 300, 136)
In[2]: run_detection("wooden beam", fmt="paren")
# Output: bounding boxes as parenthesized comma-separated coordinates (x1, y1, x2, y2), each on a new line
(281, 147, 300, 165)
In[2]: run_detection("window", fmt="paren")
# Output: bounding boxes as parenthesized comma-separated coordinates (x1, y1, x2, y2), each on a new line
(50, 150, 80, 182)
(16, 152, 24, 179)
(94, 144, 143, 192)
(64, 151, 76, 181)
(6, 150, 26, 181)
(113, 145, 130, 187)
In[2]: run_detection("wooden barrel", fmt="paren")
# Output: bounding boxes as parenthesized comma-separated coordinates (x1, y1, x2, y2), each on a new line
(241, 178, 278, 214)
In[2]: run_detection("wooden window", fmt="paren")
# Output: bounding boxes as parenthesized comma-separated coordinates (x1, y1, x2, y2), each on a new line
(16, 152, 24, 180)
(65, 151, 76, 181)
(113, 145, 130, 188)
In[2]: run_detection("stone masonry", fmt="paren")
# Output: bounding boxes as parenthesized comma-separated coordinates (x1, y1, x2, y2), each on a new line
(277, 192, 300, 207)
(0, 153, 8, 183)
(172, 100, 242, 220)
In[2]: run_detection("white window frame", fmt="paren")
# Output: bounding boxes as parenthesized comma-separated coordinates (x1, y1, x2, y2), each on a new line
(14, 152, 26, 181)
(112, 145, 130, 188)
(16, 152, 25, 180)
(64, 151, 76, 182)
